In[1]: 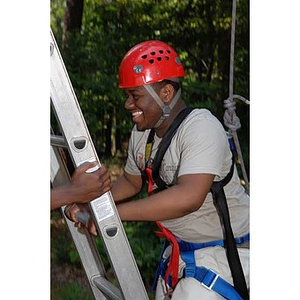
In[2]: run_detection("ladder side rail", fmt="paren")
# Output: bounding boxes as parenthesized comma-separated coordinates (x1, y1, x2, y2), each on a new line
(51, 145, 110, 300)
(50, 29, 149, 300)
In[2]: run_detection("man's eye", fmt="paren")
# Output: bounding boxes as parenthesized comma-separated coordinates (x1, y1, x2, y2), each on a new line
(124, 92, 140, 101)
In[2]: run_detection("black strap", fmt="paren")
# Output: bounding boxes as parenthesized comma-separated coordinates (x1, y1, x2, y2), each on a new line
(151, 107, 194, 188)
(211, 162, 249, 300)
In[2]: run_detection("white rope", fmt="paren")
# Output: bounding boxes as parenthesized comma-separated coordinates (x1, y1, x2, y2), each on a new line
(223, 0, 250, 194)
(223, 95, 250, 130)
(223, 98, 241, 131)
(232, 94, 250, 105)
(228, 0, 236, 100)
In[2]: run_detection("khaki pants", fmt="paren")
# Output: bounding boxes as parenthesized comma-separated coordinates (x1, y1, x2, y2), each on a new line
(155, 245, 250, 300)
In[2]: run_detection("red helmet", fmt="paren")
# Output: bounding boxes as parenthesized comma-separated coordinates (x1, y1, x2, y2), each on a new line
(119, 40, 185, 88)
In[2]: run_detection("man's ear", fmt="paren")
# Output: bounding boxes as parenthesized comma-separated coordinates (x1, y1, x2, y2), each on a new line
(159, 83, 175, 104)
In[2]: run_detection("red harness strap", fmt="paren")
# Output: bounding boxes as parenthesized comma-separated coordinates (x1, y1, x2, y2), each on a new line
(145, 167, 180, 296)
(145, 167, 155, 196)
(155, 221, 180, 294)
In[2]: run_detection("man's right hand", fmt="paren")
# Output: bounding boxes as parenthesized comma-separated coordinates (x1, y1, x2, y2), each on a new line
(64, 203, 98, 236)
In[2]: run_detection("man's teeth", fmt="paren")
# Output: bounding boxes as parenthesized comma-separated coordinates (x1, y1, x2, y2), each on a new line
(132, 111, 143, 117)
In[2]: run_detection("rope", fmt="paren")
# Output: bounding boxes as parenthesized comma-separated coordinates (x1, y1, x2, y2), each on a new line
(232, 94, 250, 105)
(223, 0, 250, 194)
(223, 98, 241, 131)
(229, 0, 237, 99)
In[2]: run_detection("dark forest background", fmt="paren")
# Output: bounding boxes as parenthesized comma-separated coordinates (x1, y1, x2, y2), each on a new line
(51, 0, 249, 165)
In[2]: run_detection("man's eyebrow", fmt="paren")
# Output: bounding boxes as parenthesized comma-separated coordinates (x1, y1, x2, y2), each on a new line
(125, 88, 141, 94)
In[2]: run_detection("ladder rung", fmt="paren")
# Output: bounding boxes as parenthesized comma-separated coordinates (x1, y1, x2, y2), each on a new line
(50, 134, 67, 148)
(93, 276, 124, 300)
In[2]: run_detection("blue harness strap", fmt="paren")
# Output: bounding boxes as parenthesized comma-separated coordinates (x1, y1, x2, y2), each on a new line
(178, 234, 250, 252)
(152, 234, 249, 298)
(181, 251, 244, 300)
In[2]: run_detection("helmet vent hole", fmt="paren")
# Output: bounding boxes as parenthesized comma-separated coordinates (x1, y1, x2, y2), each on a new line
(150, 51, 156, 56)
(165, 56, 170, 61)
(149, 59, 154, 64)
(159, 50, 164, 54)
(167, 50, 171, 54)
(157, 57, 162, 61)
(141, 55, 147, 59)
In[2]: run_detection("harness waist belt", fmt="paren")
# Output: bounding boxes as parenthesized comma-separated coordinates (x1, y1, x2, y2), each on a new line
(178, 233, 250, 252)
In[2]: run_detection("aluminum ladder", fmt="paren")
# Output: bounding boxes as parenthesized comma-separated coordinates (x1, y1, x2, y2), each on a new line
(50, 29, 149, 300)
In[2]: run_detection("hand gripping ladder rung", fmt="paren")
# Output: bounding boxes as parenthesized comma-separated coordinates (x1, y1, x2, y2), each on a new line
(50, 29, 149, 300)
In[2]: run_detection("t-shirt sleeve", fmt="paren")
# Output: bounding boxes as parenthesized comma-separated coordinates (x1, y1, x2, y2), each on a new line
(124, 127, 143, 176)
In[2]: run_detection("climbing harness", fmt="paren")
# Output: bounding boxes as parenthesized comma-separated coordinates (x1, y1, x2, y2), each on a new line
(181, 251, 244, 300)
(144, 107, 249, 299)
(144, 107, 194, 296)
(151, 233, 249, 299)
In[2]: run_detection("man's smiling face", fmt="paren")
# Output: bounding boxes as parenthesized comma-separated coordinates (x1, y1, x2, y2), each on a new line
(124, 85, 162, 131)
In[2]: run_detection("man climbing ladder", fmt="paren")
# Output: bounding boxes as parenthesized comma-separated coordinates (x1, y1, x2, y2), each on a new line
(67, 40, 250, 299)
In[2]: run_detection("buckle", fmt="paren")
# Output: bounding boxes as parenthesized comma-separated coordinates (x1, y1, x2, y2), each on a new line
(201, 269, 220, 290)
(185, 263, 196, 278)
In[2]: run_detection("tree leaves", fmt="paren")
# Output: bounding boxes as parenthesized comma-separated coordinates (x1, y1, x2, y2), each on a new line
(51, 0, 249, 166)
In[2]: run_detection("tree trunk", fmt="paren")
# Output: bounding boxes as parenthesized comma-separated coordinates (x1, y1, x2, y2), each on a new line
(115, 107, 122, 156)
(63, 0, 84, 47)
(105, 108, 112, 157)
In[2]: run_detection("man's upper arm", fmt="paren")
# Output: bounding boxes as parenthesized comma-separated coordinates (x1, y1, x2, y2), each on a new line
(176, 173, 215, 212)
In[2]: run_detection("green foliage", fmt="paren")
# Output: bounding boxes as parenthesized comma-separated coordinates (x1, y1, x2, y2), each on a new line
(123, 221, 162, 286)
(51, 211, 81, 267)
(51, 0, 249, 168)
(51, 283, 93, 300)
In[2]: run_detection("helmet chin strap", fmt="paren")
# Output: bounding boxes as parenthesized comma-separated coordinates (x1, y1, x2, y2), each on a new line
(143, 84, 182, 128)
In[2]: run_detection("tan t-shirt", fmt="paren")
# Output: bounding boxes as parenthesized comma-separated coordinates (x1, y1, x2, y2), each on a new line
(125, 109, 249, 243)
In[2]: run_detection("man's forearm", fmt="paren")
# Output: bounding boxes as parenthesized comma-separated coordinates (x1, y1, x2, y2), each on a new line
(51, 185, 75, 210)
(116, 185, 194, 221)
(116, 173, 214, 221)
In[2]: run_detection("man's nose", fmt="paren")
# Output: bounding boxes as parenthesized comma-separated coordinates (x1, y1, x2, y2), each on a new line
(124, 95, 134, 110)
